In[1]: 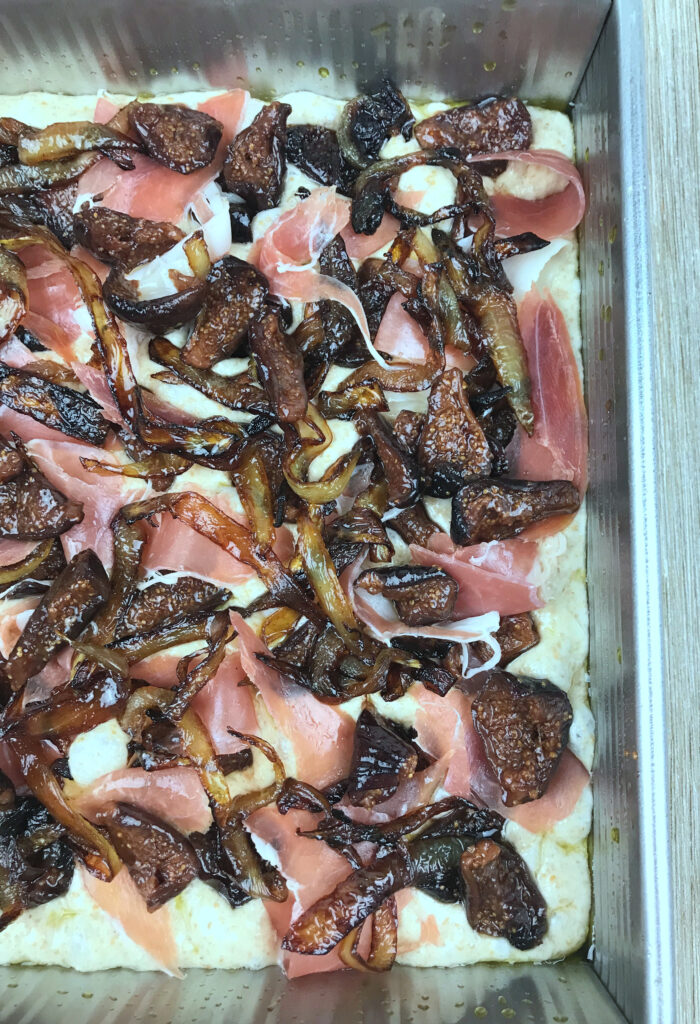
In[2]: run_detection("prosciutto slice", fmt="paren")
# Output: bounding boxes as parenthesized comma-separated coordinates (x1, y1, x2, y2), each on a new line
(513, 288, 588, 497)
(82, 867, 180, 976)
(374, 292, 475, 372)
(26, 437, 149, 567)
(253, 187, 374, 350)
(249, 804, 354, 978)
(410, 537, 543, 617)
(468, 149, 585, 240)
(341, 212, 400, 260)
(71, 766, 212, 835)
(230, 612, 354, 789)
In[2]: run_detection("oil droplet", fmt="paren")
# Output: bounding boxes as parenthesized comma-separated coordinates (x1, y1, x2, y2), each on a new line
(371, 21, 391, 34)
(149, 67, 158, 76)
(565, 69, 573, 77)
(296, 60, 305, 68)
(601, 304, 612, 322)
(473, 21, 484, 33)
(501, 0, 517, 9)
(403, 15, 414, 28)
(616, 646, 622, 663)
(553, 1018, 569, 1023)
(501, 1011, 516, 1019)
(351, 60, 359, 70)
(598, 347, 605, 361)
(474, 1009, 488, 1019)
(318, 67, 330, 78)
(498, 997, 507, 1007)
(483, 60, 497, 72)
(192, 61, 200, 71)
(584, 146, 590, 162)
(7, 982, 18, 988)
(608, 225, 618, 244)
(171, 66, 179, 74)
(255, 67, 262, 74)
(610, 827, 620, 843)
(598, 260, 604, 276)
(82, 992, 94, 999)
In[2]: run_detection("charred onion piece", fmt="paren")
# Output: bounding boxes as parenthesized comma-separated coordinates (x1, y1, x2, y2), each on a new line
(0, 363, 109, 444)
(13, 121, 139, 168)
(0, 180, 79, 248)
(149, 335, 270, 415)
(434, 226, 533, 433)
(0, 248, 27, 343)
(167, 612, 231, 720)
(338, 896, 398, 973)
(116, 577, 227, 640)
(95, 803, 199, 909)
(415, 97, 531, 173)
(12, 666, 130, 741)
(461, 838, 546, 949)
(355, 410, 419, 508)
(223, 102, 291, 211)
(0, 152, 100, 193)
(418, 368, 492, 496)
(0, 537, 57, 598)
(249, 310, 307, 422)
(451, 478, 581, 545)
(472, 613, 540, 668)
(326, 506, 393, 564)
(1, 549, 109, 692)
(128, 103, 223, 173)
(286, 125, 357, 194)
(317, 380, 387, 420)
(494, 232, 550, 260)
(0, 445, 83, 539)
(230, 438, 276, 550)
(356, 564, 458, 626)
(182, 257, 268, 368)
(73, 204, 184, 271)
(6, 732, 119, 879)
(345, 707, 420, 808)
(339, 78, 414, 170)
(102, 264, 208, 332)
(0, 794, 74, 929)
(471, 669, 573, 806)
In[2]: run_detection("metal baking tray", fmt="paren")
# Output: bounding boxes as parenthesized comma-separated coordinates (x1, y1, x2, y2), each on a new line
(0, 0, 673, 1021)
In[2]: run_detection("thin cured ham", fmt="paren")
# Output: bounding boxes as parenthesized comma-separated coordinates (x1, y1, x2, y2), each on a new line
(412, 686, 473, 797)
(141, 516, 257, 587)
(198, 90, 248, 150)
(230, 612, 355, 789)
(71, 766, 212, 835)
(26, 437, 149, 567)
(253, 187, 374, 351)
(338, 753, 450, 825)
(190, 651, 259, 754)
(341, 212, 399, 260)
(0, 538, 40, 566)
(374, 292, 475, 373)
(468, 149, 585, 240)
(410, 537, 543, 617)
(513, 288, 588, 496)
(249, 804, 354, 978)
(82, 867, 180, 976)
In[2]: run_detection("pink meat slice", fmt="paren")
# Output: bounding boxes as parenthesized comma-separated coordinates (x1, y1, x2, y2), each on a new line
(72, 765, 212, 834)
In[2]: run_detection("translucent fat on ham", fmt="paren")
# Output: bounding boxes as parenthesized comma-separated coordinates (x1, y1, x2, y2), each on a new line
(0, 87, 591, 977)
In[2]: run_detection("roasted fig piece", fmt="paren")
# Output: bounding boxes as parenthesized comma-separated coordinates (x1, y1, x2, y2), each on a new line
(357, 564, 458, 626)
(393, 410, 424, 457)
(345, 707, 421, 808)
(318, 235, 367, 367)
(0, 435, 24, 484)
(471, 669, 573, 806)
(249, 309, 307, 422)
(472, 613, 540, 667)
(188, 824, 251, 909)
(451, 478, 581, 545)
(0, 248, 27, 343)
(95, 803, 199, 909)
(339, 78, 414, 170)
(1, 549, 110, 692)
(461, 838, 546, 949)
(386, 503, 439, 547)
(0, 452, 83, 540)
(149, 335, 271, 415)
(0, 363, 109, 444)
(128, 103, 223, 173)
(103, 265, 208, 333)
(418, 368, 492, 496)
(223, 102, 291, 211)
(73, 204, 184, 271)
(355, 410, 419, 508)
(115, 577, 227, 639)
(0, 180, 78, 248)
(286, 125, 357, 194)
(0, 794, 74, 929)
(415, 97, 531, 175)
(182, 257, 268, 368)
(0, 144, 16, 168)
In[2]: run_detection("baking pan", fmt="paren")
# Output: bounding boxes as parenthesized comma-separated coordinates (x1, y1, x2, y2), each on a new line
(0, 0, 673, 1021)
